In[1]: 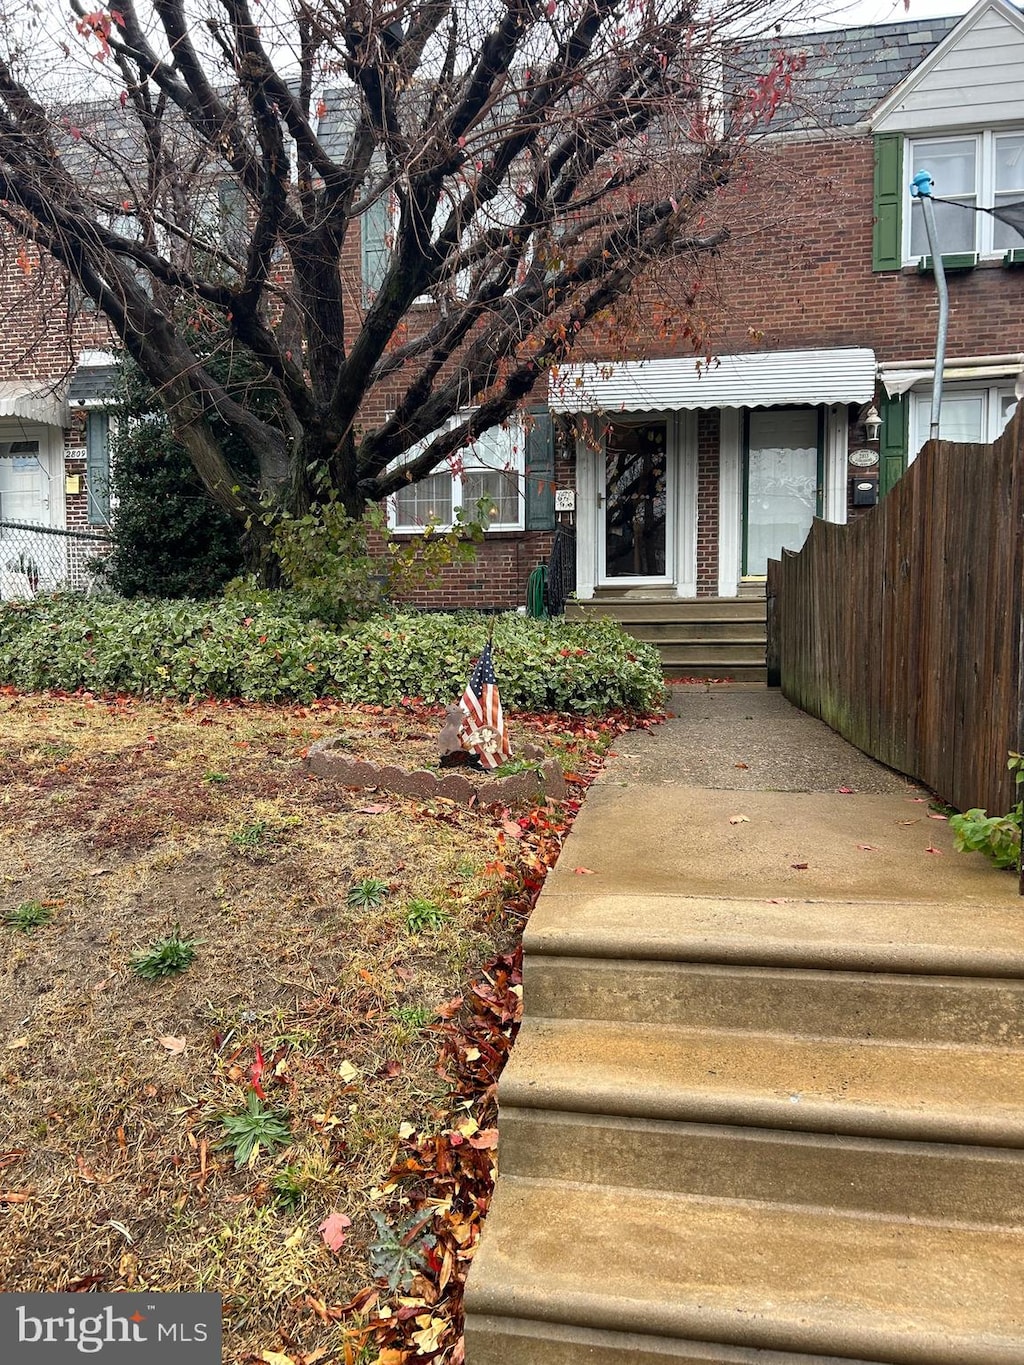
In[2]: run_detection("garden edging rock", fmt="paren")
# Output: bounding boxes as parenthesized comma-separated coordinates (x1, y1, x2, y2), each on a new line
(305, 736, 567, 805)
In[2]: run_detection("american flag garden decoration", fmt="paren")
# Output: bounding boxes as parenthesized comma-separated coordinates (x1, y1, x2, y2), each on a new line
(459, 641, 511, 770)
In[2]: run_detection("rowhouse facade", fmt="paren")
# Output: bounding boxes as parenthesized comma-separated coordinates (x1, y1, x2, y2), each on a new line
(1, 0, 1022, 618)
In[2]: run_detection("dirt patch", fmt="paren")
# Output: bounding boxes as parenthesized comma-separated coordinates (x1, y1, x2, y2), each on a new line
(0, 691, 617, 1361)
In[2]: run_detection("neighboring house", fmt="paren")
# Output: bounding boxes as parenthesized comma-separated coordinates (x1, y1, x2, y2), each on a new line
(2, 0, 1022, 628)
(540, 0, 1024, 615)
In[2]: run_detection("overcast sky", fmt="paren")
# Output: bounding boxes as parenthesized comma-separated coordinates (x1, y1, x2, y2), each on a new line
(809, 0, 975, 27)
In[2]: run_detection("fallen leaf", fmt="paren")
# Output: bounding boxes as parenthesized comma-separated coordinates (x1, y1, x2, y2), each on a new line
(338, 1060, 360, 1083)
(467, 1128, 499, 1149)
(909, 797, 928, 803)
(790, 862, 808, 870)
(411, 1315, 448, 1354)
(87, 868, 111, 876)
(728, 814, 749, 824)
(837, 786, 856, 794)
(896, 818, 921, 826)
(357, 804, 389, 815)
(319, 1211, 352, 1252)
(928, 812, 948, 821)
(0, 1192, 31, 1204)
(397, 1122, 416, 1140)
(157, 1035, 186, 1055)
(75, 1156, 99, 1183)
(502, 821, 524, 840)
(6, 1037, 29, 1050)
(572, 866, 596, 875)
(284, 1225, 304, 1249)
(259, 1352, 295, 1365)
(925, 845, 944, 855)
(734, 762, 749, 769)
(856, 843, 878, 851)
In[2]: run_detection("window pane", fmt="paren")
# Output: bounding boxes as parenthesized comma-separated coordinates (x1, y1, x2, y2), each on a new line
(744, 410, 818, 577)
(912, 139, 976, 195)
(993, 134, 1024, 248)
(909, 139, 977, 255)
(393, 474, 452, 527)
(462, 468, 520, 524)
(938, 395, 985, 443)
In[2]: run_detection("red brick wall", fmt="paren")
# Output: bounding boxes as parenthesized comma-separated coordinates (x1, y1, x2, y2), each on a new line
(695, 411, 720, 595)
(709, 137, 1024, 361)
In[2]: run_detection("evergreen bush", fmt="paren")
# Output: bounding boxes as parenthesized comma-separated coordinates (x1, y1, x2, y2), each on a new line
(0, 597, 665, 713)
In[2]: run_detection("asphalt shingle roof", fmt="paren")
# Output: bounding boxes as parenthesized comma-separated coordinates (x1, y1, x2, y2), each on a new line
(727, 14, 963, 133)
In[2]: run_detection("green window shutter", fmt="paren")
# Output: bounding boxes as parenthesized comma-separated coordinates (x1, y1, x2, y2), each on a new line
(524, 410, 555, 530)
(361, 196, 391, 303)
(873, 134, 903, 272)
(878, 392, 908, 497)
(85, 412, 111, 526)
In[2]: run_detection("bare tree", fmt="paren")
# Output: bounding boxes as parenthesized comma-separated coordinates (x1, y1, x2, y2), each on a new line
(0, 0, 808, 545)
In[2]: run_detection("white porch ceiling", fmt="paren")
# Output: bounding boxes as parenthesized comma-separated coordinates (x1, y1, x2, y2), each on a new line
(548, 348, 877, 414)
(0, 380, 69, 429)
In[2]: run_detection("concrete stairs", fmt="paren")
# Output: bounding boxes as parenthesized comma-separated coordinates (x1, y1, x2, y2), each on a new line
(465, 845, 1024, 1359)
(565, 592, 767, 682)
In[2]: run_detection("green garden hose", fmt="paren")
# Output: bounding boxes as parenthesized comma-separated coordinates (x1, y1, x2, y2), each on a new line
(526, 564, 548, 618)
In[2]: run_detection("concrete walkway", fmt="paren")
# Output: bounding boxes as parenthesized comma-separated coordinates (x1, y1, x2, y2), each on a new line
(465, 689, 1024, 1364)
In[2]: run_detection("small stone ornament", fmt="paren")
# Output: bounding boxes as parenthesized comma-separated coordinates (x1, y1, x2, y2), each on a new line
(437, 704, 483, 769)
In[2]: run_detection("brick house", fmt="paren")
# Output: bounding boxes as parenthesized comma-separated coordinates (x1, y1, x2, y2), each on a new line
(2, 0, 1022, 667)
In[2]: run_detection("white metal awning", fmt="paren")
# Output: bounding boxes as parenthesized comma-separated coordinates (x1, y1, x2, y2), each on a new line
(879, 354, 1024, 397)
(0, 380, 69, 429)
(548, 348, 877, 413)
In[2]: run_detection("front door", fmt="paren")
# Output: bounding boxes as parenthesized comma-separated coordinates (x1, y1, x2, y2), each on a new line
(599, 419, 672, 584)
(743, 408, 822, 577)
(0, 432, 55, 595)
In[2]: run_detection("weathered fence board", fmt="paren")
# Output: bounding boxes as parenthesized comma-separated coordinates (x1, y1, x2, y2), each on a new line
(767, 411, 1023, 817)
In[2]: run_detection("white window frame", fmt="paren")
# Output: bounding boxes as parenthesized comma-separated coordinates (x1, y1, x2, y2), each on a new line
(903, 130, 1024, 263)
(908, 381, 1019, 462)
(381, 179, 530, 307)
(387, 416, 526, 534)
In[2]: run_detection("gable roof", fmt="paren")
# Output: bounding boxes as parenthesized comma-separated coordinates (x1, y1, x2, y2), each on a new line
(870, 0, 1024, 132)
(728, 15, 959, 135)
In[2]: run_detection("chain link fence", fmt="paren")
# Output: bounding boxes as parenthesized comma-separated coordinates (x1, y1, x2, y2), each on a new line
(0, 521, 112, 598)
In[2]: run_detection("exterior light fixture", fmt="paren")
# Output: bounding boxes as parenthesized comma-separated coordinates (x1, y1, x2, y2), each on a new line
(863, 404, 882, 443)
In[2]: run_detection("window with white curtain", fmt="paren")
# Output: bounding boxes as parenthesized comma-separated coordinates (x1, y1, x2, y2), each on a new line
(388, 419, 525, 532)
(909, 383, 1018, 460)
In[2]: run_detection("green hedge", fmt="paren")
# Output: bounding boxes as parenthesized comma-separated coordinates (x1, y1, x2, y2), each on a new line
(0, 597, 665, 713)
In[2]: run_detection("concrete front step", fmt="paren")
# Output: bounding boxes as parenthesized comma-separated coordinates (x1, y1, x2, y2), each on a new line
(663, 663, 769, 683)
(568, 598, 766, 623)
(522, 957, 1024, 1045)
(523, 893, 1024, 978)
(464, 1175, 1024, 1365)
(655, 644, 767, 662)
(497, 1109, 1024, 1226)
(623, 621, 768, 642)
(466, 1316, 884, 1365)
(501, 1015, 1024, 1147)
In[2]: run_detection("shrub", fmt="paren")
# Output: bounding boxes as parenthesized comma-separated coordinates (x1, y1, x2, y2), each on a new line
(0, 597, 665, 713)
(949, 752, 1024, 872)
(105, 349, 268, 598)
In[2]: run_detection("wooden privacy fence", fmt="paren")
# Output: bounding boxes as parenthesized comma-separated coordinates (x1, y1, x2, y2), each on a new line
(767, 409, 1024, 819)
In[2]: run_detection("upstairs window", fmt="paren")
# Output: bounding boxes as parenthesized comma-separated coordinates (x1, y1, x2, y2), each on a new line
(906, 131, 1024, 260)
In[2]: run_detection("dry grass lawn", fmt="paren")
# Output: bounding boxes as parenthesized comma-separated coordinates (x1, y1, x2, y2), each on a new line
(0, 690, 611, 1362)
